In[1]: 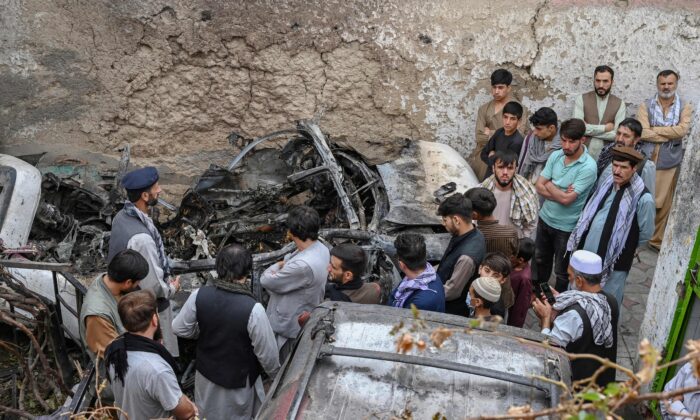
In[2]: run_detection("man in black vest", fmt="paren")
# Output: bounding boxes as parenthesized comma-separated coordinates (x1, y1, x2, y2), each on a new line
(596, 118, 656, 198)
(566, 146, 655, 305)
(172, 244, 280, 420)
(436, 193, 486, 316)
(107, 166, 181, 357)
(532, 250, 618, 388)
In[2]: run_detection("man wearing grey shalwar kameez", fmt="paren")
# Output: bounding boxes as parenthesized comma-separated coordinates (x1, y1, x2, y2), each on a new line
(173, 244, 280, 420)
(107, 166, 181, 357)
(260, 206, 330, 356)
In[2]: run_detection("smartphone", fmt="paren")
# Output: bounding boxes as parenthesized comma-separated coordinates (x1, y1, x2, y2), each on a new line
(538, 283, 556, 305)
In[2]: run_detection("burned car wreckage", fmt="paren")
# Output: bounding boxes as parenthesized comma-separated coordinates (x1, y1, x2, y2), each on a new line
(4, 120, 479, 299)
(0, 121, 482, 416)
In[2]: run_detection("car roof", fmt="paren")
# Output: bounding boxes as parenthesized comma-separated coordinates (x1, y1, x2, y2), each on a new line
(258, 302, 571, 419)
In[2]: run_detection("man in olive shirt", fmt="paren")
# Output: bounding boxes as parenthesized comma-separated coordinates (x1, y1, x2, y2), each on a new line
(471, 69, 529, 180)
(79, 250, 149, 360)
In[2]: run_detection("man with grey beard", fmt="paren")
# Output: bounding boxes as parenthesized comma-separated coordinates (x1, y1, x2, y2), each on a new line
(637, 70, 694, 251)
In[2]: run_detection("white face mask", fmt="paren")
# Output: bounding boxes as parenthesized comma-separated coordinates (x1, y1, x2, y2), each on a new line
(465, 293, 475, 317)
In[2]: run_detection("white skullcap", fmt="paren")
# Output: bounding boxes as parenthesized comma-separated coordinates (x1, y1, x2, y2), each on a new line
(570, 250, 602, 275)
(473, 277, 501, 303)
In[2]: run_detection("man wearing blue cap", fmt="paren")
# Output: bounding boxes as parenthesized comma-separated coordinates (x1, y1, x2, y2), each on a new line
(532, 250, 619, 388)
(107, 167, 180, 357)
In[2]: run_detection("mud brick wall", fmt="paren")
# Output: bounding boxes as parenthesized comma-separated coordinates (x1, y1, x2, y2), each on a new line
(2, 0, 700, 175)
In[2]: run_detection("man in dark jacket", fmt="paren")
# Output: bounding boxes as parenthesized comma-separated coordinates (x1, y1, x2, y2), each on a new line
(436, 193, 486, 316)
(172, 245, 280, 419)
(389, 233, 445, 313)
(325, 244, 381, 304)
(480, 101, 525, 179)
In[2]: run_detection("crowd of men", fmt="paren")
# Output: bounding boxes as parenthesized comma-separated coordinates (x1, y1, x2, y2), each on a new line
(77, 65, 694, 419)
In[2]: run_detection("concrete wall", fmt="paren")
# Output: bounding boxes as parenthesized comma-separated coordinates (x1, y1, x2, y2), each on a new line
(639, 119, 700, 362)
(2, 0, 700, 180)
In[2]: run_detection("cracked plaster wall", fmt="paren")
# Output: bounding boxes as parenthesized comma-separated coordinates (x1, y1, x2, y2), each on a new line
(1, 0, 699, 176)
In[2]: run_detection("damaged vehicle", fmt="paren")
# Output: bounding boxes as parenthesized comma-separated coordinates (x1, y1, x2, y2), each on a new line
(163, 120, 480, 299)
(0, 120, 481, 416)
(258, 302, 571, 419)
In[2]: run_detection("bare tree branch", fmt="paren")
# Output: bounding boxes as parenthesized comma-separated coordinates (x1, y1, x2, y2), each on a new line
(0, 404, 35, 419)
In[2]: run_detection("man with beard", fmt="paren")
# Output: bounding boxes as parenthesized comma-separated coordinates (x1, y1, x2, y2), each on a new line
(573, 65, 626, 159)
(172, 245, 279, 420)
(105, 290, 197, 420)
(567, 147, 655, 305)
(480, 150, 539, 239)
(597, 118, 656, 197)
(518, 107, 562, 184)
(435, 193, 486, 316)
(471, 69, 529, 180)
(532, 250, 618, 388)
(535, 119, 597, 293)
(80, 249, 148, 360)
(325, 244, 381, 304)
(107, 167, 181, 357)
(260, 206, 330, 354)
(637, 70, 694, 251)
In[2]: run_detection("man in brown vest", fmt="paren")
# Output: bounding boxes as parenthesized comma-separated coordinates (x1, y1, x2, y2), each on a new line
(471, 69, 529, 181)
(573, 65, 626, 160)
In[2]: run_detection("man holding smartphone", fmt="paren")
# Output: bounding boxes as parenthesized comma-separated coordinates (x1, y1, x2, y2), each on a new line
(532, 250, 619, 388)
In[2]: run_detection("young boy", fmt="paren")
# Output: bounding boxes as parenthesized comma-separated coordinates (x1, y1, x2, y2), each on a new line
(466, 277, 502, 321)
(476, 252, 512, 319)
(507, 238, 535, 328)
(480, 101, 525, 179)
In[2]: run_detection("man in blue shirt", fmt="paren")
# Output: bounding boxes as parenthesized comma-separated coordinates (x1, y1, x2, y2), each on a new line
(389, 233, 445, 313)
(534, 119, 598, 292)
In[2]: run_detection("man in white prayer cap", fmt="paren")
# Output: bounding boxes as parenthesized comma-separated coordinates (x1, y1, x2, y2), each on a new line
(532, 250, 619, 388)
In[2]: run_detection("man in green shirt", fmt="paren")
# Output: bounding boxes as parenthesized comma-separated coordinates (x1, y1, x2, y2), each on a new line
(534, 118, 598, 292)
